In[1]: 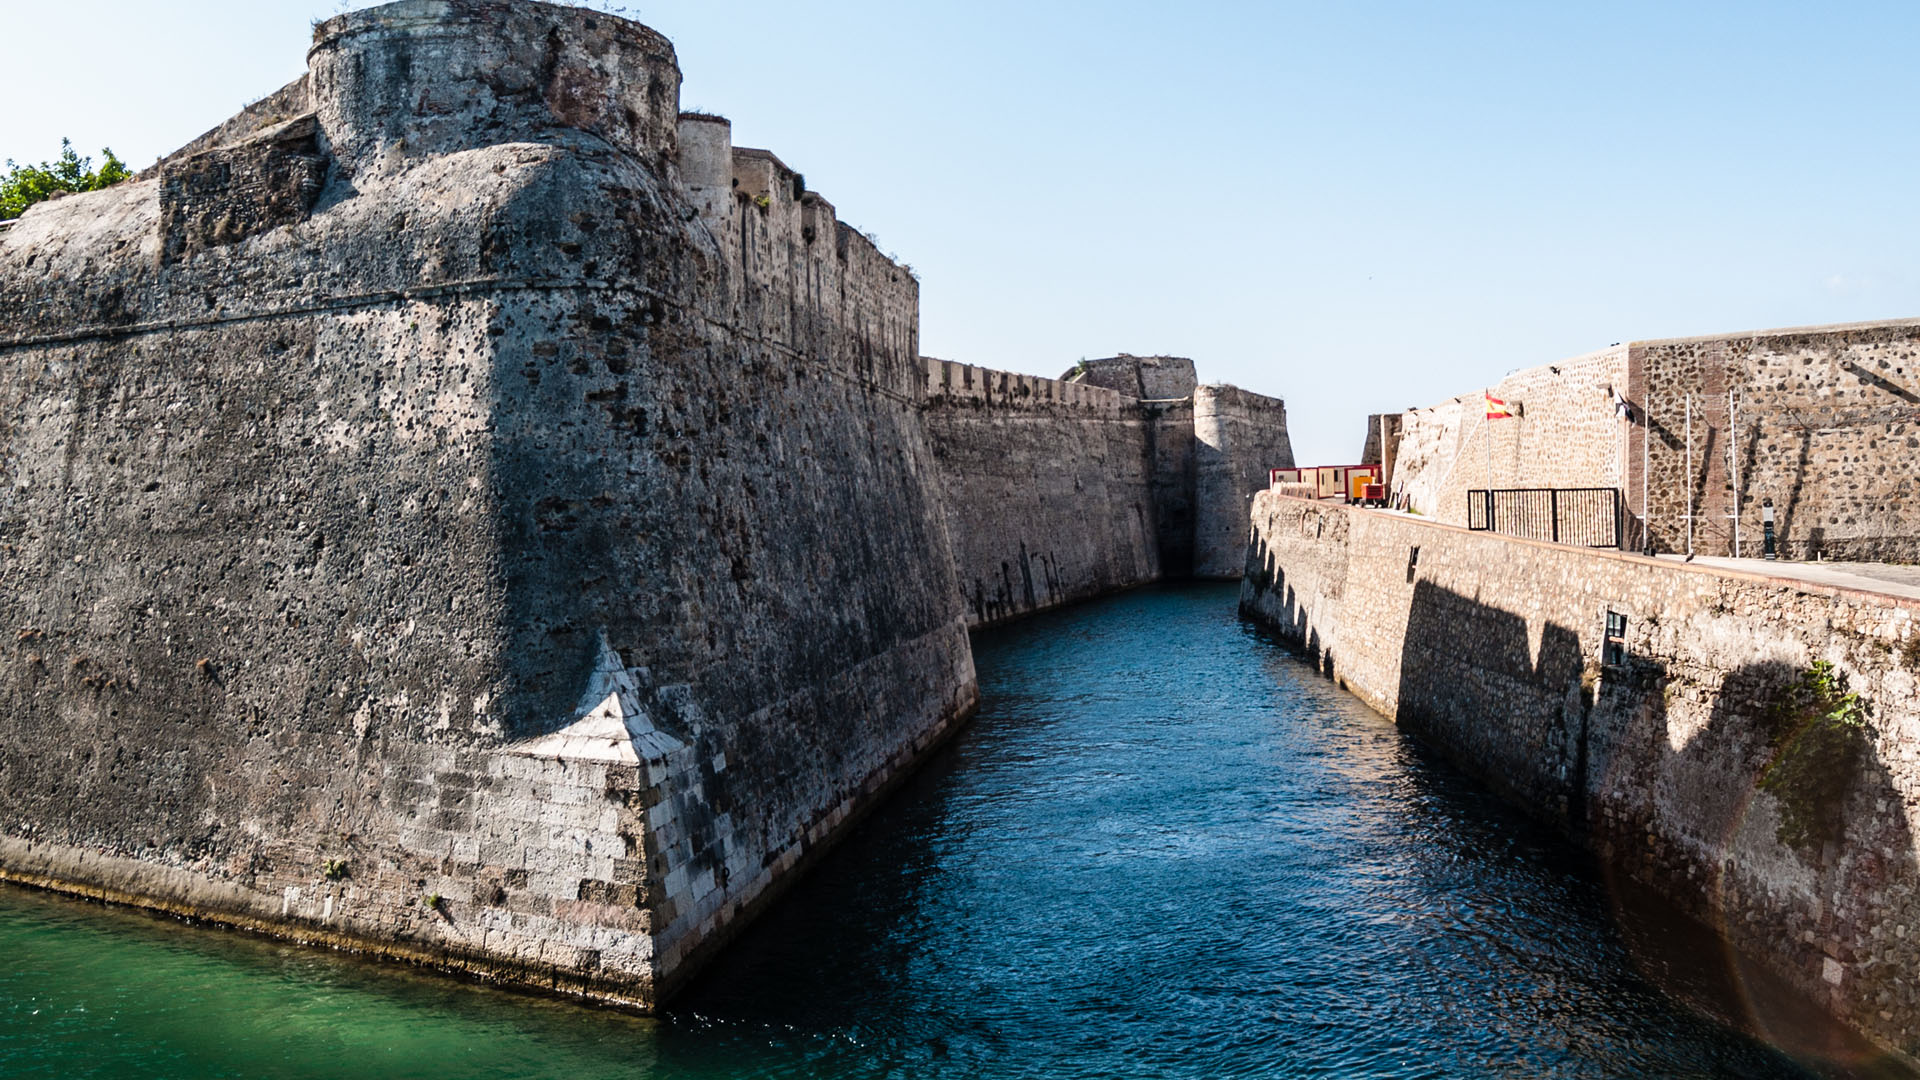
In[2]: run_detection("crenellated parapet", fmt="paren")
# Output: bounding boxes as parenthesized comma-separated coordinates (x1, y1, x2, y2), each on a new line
(922, 355, 1293, 625)
(674, 114, 921, 402)
(923, 358, 1131, 418)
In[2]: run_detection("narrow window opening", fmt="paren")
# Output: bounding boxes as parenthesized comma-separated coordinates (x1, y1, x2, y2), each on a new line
(1603, 610, 1628, 666)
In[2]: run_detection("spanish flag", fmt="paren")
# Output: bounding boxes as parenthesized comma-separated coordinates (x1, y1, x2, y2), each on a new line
(1485, 391, 1513, 420)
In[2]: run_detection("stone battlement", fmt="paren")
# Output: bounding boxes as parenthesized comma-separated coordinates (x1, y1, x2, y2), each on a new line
(677, 114, 921, 401)
(0, 0, 970, 1011)
(923, 358, 1131, 418)
(922, 357, 1293, 624)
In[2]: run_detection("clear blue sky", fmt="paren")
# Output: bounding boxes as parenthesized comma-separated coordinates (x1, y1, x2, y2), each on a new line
(7, 1, 1917, 463)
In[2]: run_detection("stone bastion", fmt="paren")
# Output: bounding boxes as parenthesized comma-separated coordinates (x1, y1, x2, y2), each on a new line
(0, 0, 978, 1008)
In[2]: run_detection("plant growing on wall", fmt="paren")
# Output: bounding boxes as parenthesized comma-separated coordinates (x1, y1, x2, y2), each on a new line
(1757, 661, 1871, 852)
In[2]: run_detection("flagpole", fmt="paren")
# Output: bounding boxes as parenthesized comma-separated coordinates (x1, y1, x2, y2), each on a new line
(1684, 393, 1694, 558)
(1641, 389, 1651, 555)
(1484, 389, 1493, 491)
(1729, 389, 1741, 558)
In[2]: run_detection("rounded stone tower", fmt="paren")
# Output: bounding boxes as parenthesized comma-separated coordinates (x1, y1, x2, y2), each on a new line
(308, 0, 683, 176)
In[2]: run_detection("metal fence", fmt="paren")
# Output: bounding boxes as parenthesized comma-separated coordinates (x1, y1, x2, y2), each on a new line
(1466, 488, 1621, 548)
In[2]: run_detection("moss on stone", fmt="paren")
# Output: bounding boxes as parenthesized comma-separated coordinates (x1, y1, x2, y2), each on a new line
(1758, 661, 1871, 853)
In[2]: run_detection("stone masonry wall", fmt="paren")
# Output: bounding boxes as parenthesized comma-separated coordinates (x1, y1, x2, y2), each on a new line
(920, 360, 1162, 627)
(0, 0, 975, 1010)
(1386, 320, 1920, 561)
(1632, 319, 1920, 561)
(922, 357, 1293, 624)
(1070, 354, 1203, 581)
(1359, 413, 1401, 471)
(1066, 354, 1199, 400)
(1242, 493, 1920, 1060)
(1384, 397, 1465, 516)
(1388, 347, 1630, 524)
(1145, 399, 1199, 578)
(1192, 385, 1295, 578)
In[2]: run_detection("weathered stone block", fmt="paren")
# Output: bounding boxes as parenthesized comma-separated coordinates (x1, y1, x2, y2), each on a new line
(158, 116, 327, 265)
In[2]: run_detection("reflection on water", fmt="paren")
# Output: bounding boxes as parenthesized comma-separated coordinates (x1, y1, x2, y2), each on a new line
(0, 584, 1902, 1078)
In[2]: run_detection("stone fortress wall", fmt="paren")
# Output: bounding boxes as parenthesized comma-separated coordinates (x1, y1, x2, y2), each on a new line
(1384, 346, 1630, 525)
(0, 0, 978, 1010)
(920, 359, 1162, 627)
(1056, 354, 1296, 582)
(1192, 385, 1297, 578)
(1379, 320, 1920, 561)
(1631, 320, 1920, 562)
(1242, 493, 1920, 1061)
(921, 355, 1294, 627)
(0, 0, 1296, 1006)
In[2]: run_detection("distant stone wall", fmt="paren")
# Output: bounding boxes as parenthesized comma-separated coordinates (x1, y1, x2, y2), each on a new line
(1066, 354, 1199, 400)
(1359, 413, 1401, 469)
(1386, 321, 1920, 561)
(1192, 385, 1295, 578)
(921, 360, 1162, 627)
(1384, 397, 1465, 517)
(1146, 400, 1199, 577)
(922, 360, 1293, 624)
(0, 0, 974, 1010)
(1243, 494, 1920, 1060)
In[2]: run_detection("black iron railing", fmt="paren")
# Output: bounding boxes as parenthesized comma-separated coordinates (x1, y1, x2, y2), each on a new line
(1466, 488, 1621, 548)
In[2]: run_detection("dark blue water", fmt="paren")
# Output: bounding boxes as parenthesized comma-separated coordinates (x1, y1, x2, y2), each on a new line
(0, 584, 1898, 1077)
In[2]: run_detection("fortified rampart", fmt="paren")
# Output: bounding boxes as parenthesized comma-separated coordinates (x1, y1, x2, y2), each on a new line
(1242, 493, 1920, 1060)
(0, 0, 1295, 1007)
(1380, 319, 1920, 561)
(0, 0, 976, 1009)
(921, 360, 1161, 627)
(921, 356, 1293, 627)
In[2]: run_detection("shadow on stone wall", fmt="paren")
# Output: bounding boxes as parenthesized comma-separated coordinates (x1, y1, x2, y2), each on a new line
(1779, 428, 1817, 560)
(1240, 527, 1334, 680)
(1396, 578, 1588, 823)
(1390, 578, 1919, 1072)
(1594, 651, 1918, 1072)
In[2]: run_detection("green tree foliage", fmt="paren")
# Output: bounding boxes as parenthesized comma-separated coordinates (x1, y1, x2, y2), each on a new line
(1757, 660, 1871, 852)
(0, 140, 133, 221)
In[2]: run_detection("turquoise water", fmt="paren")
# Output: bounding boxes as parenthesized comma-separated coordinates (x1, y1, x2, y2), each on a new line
(0, 584, 1896, 1078)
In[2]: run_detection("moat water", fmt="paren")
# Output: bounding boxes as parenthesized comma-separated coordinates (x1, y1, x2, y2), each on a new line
(0, 584, 1901, 1078)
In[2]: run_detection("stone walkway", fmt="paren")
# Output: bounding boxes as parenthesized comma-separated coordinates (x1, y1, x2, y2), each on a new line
(1655, 554, 1920, 602)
